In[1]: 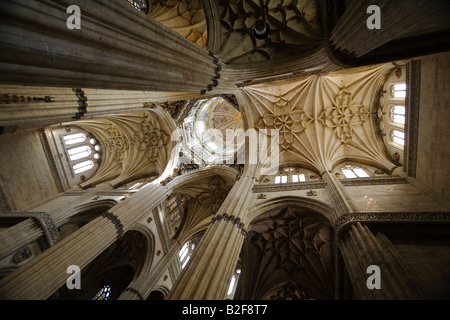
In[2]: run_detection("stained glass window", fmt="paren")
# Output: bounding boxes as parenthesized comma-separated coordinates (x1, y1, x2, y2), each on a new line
(124, 0, 149, 13)
(92, 285, 111, 300)
(167, 195, 183, 226)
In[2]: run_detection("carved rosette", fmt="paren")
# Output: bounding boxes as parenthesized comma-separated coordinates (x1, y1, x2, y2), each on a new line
(319, 88, 370, 145)
(258, 95, 313, 150)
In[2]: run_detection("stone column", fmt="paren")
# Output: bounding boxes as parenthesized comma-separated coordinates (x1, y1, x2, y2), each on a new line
(0, 218, 43, 260)
(322, 171, 356, 220)
(119, 241, 181, 300)
(339, 222, 426, 299)
(0, 185, 112, 261)
(0, 0, 235, 94)
(0, 85, 200, 129)
(0, 181, 168, 299)
(167, 168, 255, 300)
(329, 0, 449, 58)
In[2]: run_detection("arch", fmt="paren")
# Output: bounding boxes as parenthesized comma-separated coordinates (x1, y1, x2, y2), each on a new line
(59, 199, 119, 240)
(374, 64, 407, 166)
(49, 229, 149, 300)
(147, 290, 165, 300)
(259, 163, 322, 185)
(246, 195, 337, 226)
(147, 286, 169, 300)
(126, 224, 156, 282)
(237, 197, 336, 300)
(331, 157, 394, 175)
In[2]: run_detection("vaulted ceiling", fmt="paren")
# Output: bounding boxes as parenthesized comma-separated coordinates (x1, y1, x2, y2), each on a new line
(168, 168, 237, 244)
(203, 0, 338, 84)
(65, 109, 176, 188)
(238, 63, 398, 173)
(235, 206, 334, 300)
(146, 0, 208, 48)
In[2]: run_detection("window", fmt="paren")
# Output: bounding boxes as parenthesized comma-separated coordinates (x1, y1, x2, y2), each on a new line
(275, 175, 287, 184)
(124, 0, 149, 13)
(73, 160, 94, 174)
(341, 165, 370, 179)
(227, 275, 236, 295)
(166, 195, 184, 226)
(391, 130, 405, 146)
(179, 241, 195, 269)
(62, 130, 102, 176)
(63, 133, 86, 146)
(226, 268, 241, 299)
(291, 173, 306, 183)
(68, 145, 92, 161)
(391, 83, 406, 98)
(92, 285, 111, 300)
(390, 106, 405, 125)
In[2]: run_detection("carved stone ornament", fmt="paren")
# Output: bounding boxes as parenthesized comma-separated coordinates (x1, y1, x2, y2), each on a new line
(0, 212, 60, 246)
(335, 211, 450, 239)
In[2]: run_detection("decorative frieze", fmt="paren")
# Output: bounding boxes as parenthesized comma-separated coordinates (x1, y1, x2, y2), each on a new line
(102, 212, 124, 240)
(252, 181, 327, 193)
(335, 211, 450, 239)
(10, 247, 32, 264)
(0, 212, 60, 247)
(339, 176, 407, 186)
(405, 60, 421, 177)
(124, 287, 144, 300)
(71, 88, 88, 120)
(200, 51, 221, 95)
(0, 93, 55, 104)
(211, 213, 247, 236)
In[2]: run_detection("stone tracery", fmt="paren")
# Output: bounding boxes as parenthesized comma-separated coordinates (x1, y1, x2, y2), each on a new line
(241, 63, 398, 172)
(235, 206, 334, 300)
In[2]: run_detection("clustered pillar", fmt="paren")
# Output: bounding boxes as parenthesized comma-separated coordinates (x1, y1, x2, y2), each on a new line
(0, 0, 235, 93)
(168, 168, 255, 300)
(0, 181, 168, 299)
(339, 222, 426, 299)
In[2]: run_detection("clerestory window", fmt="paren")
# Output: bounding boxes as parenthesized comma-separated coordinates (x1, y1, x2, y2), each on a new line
(62, 132, 102, 175)
(341, 165, 370, 179)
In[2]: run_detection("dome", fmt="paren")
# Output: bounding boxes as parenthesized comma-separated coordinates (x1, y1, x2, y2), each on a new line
(181, 96, 244, 164)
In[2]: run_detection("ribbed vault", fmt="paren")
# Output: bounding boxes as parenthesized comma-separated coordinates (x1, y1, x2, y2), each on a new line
(167, 168, 237, 244)
(235, 206, 334, 300)
(239, 63, 399, 173)
(65, 109, 176, 188)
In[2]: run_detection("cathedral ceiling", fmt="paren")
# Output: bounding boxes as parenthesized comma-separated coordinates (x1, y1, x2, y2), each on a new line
(147, 0, 208, 48)
(204, 0, 335, 83)
(236, 206, 334, 299)
(171, 172, 236, 243)
(239, 63, 398, 173)
(213, 0, 322, 64)
(181, 96, 244, 164)
(67, 110, 175, 188)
